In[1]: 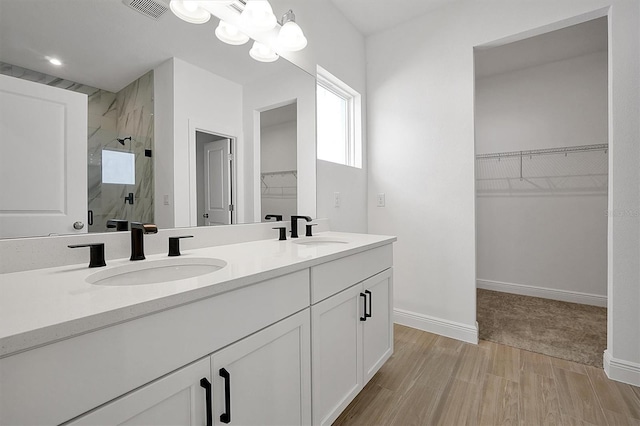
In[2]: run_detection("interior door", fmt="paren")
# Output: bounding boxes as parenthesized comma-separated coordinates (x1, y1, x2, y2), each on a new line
(204, 138, 231, 225)
(0, 74, 87, 238)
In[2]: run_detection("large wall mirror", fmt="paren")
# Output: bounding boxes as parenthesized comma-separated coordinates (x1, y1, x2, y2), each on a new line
(0, 0, 316, 239)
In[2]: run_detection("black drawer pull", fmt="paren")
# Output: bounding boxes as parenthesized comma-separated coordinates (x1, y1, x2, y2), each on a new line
(200, 378, 212, 426)
(360, 293, 367, 321)
(365, 290, 372, 318)
(220, 368, 231, 423)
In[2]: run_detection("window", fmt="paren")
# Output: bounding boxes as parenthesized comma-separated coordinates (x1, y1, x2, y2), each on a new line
(102, 149, 135, 185)
(316, 66, 361, 168)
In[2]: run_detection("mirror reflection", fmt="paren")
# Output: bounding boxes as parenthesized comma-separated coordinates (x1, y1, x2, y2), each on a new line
(260, 103, 297, 221)
(0, 0, 316, 239)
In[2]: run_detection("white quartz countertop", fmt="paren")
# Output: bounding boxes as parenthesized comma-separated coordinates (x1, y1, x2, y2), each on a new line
(0, 232, 395, 357)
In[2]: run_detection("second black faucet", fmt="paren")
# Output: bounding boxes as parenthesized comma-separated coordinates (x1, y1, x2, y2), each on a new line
(290, 215, 312, 238)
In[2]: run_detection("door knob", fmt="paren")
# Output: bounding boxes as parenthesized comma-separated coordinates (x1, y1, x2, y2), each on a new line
(73, 221, 85, 230)
(203, 213, 209, 218)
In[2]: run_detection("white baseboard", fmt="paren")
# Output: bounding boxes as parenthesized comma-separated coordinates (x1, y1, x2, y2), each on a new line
(394, 308, 478, 344)
(477, 279, 607, 307)
(604, 350, 640, 386)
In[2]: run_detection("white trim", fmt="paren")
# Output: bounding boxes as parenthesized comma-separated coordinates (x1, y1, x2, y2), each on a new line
(477, 279, 607, 307)
(394, 308, 478, 344)
(604, 350, 640, 386)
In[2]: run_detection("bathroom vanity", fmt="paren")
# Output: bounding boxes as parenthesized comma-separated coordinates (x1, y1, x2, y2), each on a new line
(0, 232, 395, 425)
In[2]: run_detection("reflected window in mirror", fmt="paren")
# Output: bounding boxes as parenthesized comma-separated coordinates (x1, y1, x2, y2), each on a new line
(102, 150, 135, 185)
(316, 66, 362, 168)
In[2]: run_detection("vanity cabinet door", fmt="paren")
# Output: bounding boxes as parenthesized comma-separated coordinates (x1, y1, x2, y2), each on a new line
(67, 358, 210, 426)
(311, 284, 364, 426)
(362, 268, 394, 383)
(210, 309, 311, 426)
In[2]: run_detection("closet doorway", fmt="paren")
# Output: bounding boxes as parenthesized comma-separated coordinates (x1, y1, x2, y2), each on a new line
(259, 102, 298, 221)
(474, 17, 609, 367)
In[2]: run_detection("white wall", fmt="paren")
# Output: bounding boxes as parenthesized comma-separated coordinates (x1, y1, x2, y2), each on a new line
(270, 0, 369, 232)
(367, 1, 639, 385)
(153, 59, 174, 229)
(261, 120, 297, 173)
(154, 58, 244, 228)
(243, 70, 315, 223)
(316, 160, 368, 233)
(173, 59, 244, 228)
(476, 51, 608, 152)
(476, 51, 608, 305)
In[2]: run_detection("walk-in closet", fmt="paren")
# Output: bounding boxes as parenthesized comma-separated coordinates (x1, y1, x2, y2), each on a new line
(474, 17, 609, 367)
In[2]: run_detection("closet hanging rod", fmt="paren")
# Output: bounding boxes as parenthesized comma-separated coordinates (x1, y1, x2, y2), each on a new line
(476, 143, 608, 159)
(261, 169, 297, 176)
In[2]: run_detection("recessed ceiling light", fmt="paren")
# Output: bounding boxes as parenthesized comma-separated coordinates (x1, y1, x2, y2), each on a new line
(49, 58, 62, 66)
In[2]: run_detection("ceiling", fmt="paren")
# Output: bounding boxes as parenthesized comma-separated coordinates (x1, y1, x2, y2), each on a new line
(329, 0, 457, 36)
(1, 1, 608, 92)
(0, 0, 296, 93)
(475, 17, 608, 78)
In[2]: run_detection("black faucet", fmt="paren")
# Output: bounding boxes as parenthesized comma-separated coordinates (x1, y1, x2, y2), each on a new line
(68, 243, 107, 268)
(106, 219, 128, 231)
(130, 222, 158, 261)
(265, 214, 283, 221)
(290, 215, 312, 238)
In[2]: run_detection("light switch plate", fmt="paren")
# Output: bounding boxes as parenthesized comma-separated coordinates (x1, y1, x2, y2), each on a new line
(334, 192, 341, 207)
(377, 193, 385, 207)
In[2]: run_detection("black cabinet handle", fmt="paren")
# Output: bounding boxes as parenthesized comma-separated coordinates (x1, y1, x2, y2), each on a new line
(200, 378, 212, 426)
(365, 290, 372, 318)
(88, 210, 94, 226)
(360, 293, 367, 321)
(220, 368, 231, 423)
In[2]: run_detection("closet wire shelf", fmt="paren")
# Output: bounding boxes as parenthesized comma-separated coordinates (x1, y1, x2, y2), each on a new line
(476, 143, 608, 195)
(261, 170, 297, 199)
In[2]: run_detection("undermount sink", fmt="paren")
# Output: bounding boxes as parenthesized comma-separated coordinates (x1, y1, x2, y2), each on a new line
(292, 237, 349, 246)
(86, 257, 227, 286)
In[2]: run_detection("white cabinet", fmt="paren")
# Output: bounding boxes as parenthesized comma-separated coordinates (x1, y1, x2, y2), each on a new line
(68, 358, 210, 426)
(70, 309, 311, 426)
(311, 283, 364, 426)
(311, 268, 393, 426)
(211, 309, 311, 425)
(1, 242, 394, 426)
(362, 270, 394, 383)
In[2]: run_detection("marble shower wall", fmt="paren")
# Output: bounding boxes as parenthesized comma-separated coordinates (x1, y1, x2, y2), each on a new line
(96, 71, 154, 231)
(0, 63, 154, 232)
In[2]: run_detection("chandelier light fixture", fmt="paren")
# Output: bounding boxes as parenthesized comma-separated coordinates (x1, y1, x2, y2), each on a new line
(169, 0, 308, 62)
(169, 0, 210, 24)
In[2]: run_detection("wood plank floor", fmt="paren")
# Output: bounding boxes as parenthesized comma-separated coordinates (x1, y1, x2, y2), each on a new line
(333, 324, 640, 426)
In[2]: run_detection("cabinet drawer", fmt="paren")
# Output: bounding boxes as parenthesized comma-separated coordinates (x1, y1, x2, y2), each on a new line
(310, 245, 392, 304)
(0, 270, 309, 426)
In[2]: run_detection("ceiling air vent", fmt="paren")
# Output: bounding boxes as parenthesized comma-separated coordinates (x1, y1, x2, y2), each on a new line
(123, 0, 169, 20)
